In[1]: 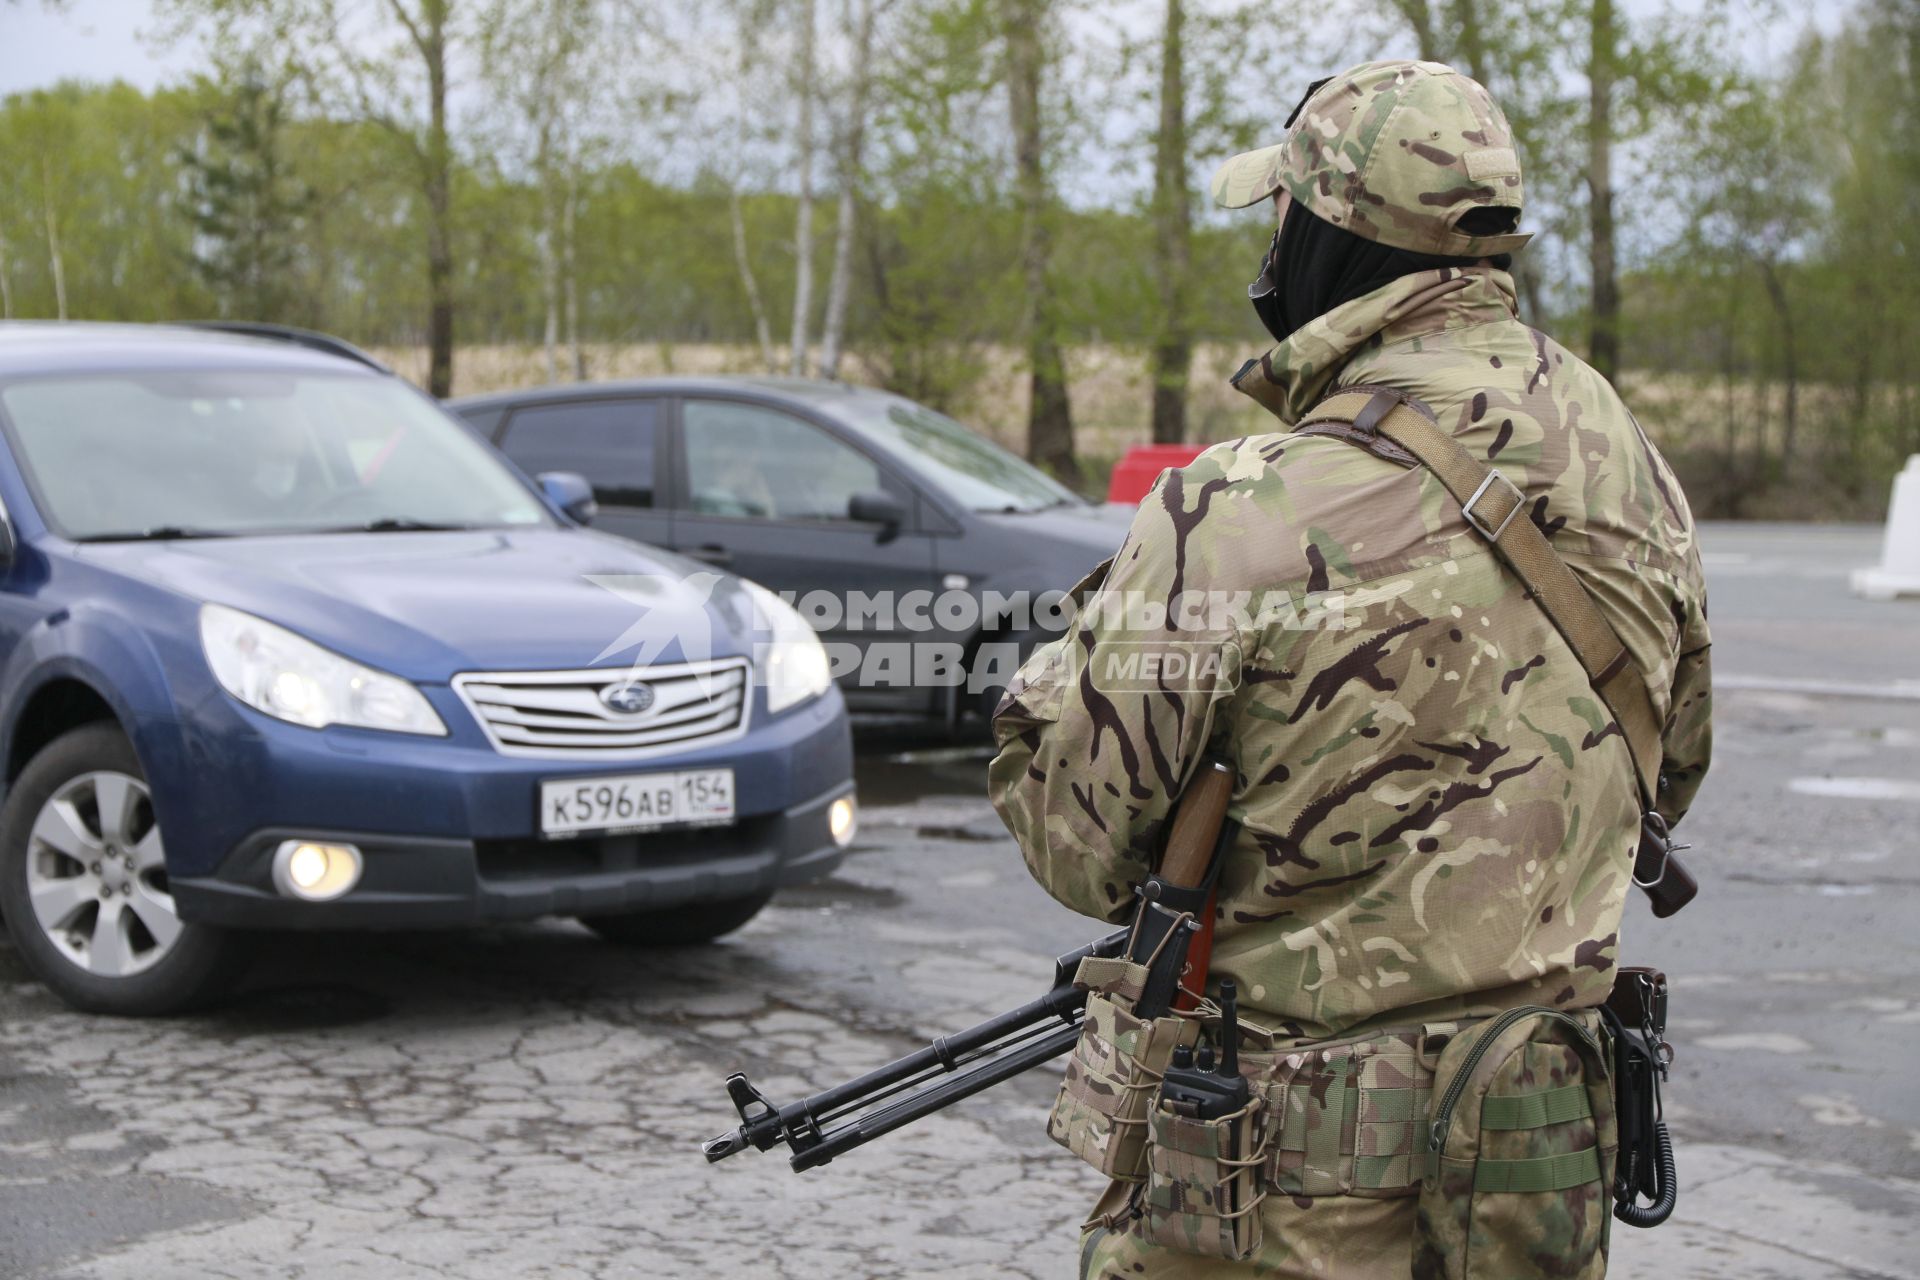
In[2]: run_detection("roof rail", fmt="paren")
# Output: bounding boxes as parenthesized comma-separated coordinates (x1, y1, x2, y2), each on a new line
(180, 322, 393, 374)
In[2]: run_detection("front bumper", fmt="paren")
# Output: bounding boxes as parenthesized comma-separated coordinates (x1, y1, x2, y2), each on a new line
(172, 778, 854, 929)
(148, 676, 854, 929)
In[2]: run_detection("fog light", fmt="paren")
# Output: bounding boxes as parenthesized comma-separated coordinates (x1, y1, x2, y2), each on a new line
(271, 840, 363, 902)
(828, 796, 857, 847)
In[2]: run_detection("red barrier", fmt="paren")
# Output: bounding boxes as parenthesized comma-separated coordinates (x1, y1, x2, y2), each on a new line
(1106, 443, 1207, 504)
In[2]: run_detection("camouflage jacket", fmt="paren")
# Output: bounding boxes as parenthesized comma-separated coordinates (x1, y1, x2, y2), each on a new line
(990, 266, 1712, 1045)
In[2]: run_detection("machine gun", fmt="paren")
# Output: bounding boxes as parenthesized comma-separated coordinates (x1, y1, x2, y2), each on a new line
(702, 760, 1238, 1172)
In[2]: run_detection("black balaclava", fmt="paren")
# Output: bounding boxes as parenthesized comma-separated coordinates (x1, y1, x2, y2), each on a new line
(1249, 200, 1515, 345)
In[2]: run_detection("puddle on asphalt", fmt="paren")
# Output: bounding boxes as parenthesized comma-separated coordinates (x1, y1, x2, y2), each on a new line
(853, 722, 996, 808)
(1788, 776, 1920, 802)
(778, 875, 905, 910)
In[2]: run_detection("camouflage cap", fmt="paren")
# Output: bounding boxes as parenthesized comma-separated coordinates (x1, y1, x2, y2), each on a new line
(1211, 60, 1531, 258)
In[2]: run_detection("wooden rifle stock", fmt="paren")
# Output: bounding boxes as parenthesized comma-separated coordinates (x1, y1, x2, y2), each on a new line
(1159, 760, 1235, 889)
(1157, 760, 1235, 1012)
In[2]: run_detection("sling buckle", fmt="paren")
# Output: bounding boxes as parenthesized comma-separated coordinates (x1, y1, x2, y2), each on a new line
(1462, 469, 1526, 541)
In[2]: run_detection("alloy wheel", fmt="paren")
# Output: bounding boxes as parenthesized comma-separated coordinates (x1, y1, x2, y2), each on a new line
(23, 770, 179, 978)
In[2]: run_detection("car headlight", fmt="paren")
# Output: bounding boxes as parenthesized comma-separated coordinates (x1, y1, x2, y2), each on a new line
(199, 604, 447, 736)
(743, 581, 832, 714)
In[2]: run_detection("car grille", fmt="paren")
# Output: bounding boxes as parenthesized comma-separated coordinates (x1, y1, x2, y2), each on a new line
(453, 659, 752, 756)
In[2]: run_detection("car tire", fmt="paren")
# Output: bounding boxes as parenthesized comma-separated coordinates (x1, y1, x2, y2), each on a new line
(577, 890, 773, 947)
(0, 724, 247, 1016)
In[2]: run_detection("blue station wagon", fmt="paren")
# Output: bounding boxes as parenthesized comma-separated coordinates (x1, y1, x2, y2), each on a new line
(0, 324, 856, 1015)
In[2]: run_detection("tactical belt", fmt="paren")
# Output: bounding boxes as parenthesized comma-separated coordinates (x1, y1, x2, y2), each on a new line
(1297, 386, 1664, 812)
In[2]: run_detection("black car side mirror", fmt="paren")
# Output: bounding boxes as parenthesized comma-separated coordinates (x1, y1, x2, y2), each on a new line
(847, 490, 905, 543)
(538, 472, 599, 526)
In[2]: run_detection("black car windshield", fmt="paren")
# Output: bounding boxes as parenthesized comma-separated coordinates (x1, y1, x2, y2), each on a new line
(839, 397, 1081, 513)
(0, 369, 551, 540)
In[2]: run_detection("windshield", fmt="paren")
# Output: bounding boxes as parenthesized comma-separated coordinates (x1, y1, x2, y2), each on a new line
(0, 369, 551, 540)
(839, 397, 1081, 513)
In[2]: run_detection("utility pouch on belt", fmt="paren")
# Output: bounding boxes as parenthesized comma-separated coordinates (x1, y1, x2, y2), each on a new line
(1413, 1007, 1617, 1280)
(1142, 1093, 1265, 1260)
(1046, 955, 1201, 1180)
(1140, 979, 1266, 1261)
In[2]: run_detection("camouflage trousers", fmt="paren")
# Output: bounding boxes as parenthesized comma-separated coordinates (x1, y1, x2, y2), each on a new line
(1081, 1026, 1440, 1279)
(1080, 1191, 1417, 1279)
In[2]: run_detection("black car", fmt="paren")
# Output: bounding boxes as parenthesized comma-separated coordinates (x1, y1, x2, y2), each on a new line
(450, 378, 1131, 723)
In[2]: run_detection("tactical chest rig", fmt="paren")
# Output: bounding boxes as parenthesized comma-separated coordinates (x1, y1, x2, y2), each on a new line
(1299, 385, 1686, 1233)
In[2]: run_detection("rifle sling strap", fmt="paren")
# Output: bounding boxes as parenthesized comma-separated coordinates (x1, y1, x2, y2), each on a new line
(1299, 386, 1662, 809)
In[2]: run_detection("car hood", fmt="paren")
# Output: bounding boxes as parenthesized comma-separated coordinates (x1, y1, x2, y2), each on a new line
(962, 502, 1132, 588)
(76, 528, 762, 682)
(983, 501, 1132, 544)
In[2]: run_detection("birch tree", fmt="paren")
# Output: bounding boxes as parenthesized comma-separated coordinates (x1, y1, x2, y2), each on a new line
(1147, 0, 1191, 443)
(161, 0, 472, 396)
(1585, 0, 1619, 380)
(789, 0, 820, 375)
(818, 0, 884, 380)
(40, 156, 67, 319)
(714, 0, 782, 372)
(479, 0, 597, 382)
(1002, 0, 1073, 476)
(8, 93, 80, 319)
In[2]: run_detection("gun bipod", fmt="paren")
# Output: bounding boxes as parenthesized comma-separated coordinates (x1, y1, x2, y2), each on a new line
(702, 926, 1130, 1170)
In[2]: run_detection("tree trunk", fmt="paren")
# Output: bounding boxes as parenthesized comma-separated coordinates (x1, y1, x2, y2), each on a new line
(564, 161, 583, 380)
(732, 187, 778, 372)
(42, 159, 67, 321)
(1148, 0, 1191, 445)
(1429, 0, 1557, 328)
(820, 187, 859, 382)
(539, 125, 561, 383)
(1448, 0, 1489, 79)
(1586, 0, 1619, 384)
(820, 0, 876, 382)
(0, 227, 13, 320)
(1758, 258, 1797, 468)
(789, 0, 819, 377)
(1389, 0, 1442, 61)
(1719, 279, 1743, 516)
(423, 1, 454, 398)
(1004, 0, 1074, 477)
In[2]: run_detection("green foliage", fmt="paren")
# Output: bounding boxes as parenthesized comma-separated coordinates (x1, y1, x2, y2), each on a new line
(177, 72, 314, 323)
(1623, 0, 1920, 516)
(0, 0, 1914, 516)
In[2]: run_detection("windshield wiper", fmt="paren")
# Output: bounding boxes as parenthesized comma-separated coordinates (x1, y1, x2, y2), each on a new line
(340, 517, 478, 533)
(987, 497, 1078, 514)
(76, 526, 239, 543)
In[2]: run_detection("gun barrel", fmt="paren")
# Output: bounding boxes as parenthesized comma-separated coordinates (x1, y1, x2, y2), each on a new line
(700, 754, 1240, 1173)
(790, 1021, 1082, 1171)
(703, 928, 1130, 1166)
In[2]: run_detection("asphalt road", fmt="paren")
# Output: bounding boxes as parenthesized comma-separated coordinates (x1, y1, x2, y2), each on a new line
(0, 520, 1915, 1279)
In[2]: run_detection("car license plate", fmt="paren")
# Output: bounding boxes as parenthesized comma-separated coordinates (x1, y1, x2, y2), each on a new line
(539, 769, 735, 838)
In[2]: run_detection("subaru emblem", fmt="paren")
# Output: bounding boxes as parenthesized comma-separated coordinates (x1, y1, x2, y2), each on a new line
(599, 680, 655, 715)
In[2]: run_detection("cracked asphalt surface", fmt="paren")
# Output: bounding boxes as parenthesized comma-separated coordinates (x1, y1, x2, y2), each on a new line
(2, 522, 1917, 1279)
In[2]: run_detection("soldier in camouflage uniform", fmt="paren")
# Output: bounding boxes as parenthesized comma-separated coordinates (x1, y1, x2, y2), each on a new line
(989, 60, 1712, 1278)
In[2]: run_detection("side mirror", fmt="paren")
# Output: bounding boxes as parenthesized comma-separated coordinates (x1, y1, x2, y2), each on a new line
(0, 516, 14, 571)
(538, 472, 598, 526)
(847, 490, 905, 542)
